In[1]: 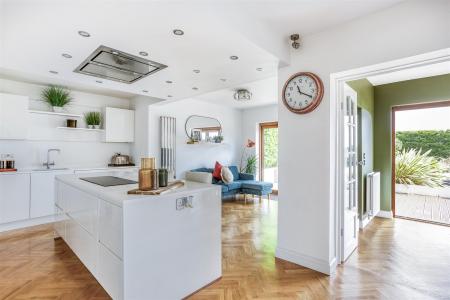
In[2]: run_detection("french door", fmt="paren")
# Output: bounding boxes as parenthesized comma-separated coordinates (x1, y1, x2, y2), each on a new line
(259, 122, 278, 193)
(341, 84, 358, 262)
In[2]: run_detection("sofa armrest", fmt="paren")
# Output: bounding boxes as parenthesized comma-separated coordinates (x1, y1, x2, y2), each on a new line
(239, 173, 255, 180)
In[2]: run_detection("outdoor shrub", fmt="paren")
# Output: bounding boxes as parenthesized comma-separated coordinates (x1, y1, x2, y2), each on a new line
(396, 130, 450, 160)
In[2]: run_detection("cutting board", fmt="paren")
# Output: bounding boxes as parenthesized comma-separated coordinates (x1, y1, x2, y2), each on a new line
(0, 168, 17, 172)
(127, 180, 185, 195)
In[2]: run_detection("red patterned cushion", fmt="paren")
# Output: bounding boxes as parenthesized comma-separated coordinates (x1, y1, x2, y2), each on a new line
(212, 161, 222, 180)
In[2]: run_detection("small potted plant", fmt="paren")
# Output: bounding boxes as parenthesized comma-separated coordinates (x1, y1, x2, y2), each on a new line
(84, 111, 102, 129)
(213, 135, 224, 143)
(41, 85, 72, 113)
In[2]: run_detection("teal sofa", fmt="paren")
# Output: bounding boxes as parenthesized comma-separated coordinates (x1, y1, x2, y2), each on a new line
(190, 166, 273, 199)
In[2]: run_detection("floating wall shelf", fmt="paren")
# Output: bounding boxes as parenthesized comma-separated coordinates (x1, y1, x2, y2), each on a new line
(28, 110, 83, 118)
(56, 127, 104, 132)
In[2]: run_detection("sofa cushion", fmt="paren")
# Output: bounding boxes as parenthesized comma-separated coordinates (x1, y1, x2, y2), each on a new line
(221, 166, 234, 183)
(191, 168, 213, 173)
(185, 171, 212, 184)
(212, 161, 223, 180)
(228, 166, 240, 181)
(224, 181, 242, 191)
(240, 180, 273, 191)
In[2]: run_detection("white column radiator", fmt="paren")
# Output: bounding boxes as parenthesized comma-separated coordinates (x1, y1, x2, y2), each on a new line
(160, 116, 176, 178)
(366, 172, 380, 217)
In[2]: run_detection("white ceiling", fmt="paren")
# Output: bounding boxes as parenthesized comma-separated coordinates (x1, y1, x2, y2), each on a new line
(195, 76, 278, 109)
(0, 0, 405, 103)
(367, 61, 450, 86)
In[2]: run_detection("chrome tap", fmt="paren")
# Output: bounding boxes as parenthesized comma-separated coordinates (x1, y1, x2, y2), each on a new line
(43, 149, 61, 169)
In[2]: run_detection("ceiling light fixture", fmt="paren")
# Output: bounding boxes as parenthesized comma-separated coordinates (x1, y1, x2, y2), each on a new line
(62, 53, 72, 59)
(256, 67, 263, 71)
(173, 29, 184, 36)
(193, 69, 200, 73)
(167, 95, 173, 98)
(234, 89, 252, 102)
(192, 87, 198, 90)
(139, 51, 148, 57)
(142, 90, 149, 93)
(49, 70, 58, 74)
(78, 30, 90, 37)
(166, 80, 173, 84)
(220, 78, 227, 82)
(230, 55, 239, 60)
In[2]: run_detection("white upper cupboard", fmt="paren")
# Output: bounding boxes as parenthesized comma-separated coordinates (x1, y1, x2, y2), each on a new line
(0, 173, 30, 223)
(0, 93, 29, 139)
(104, 107, 134, 143)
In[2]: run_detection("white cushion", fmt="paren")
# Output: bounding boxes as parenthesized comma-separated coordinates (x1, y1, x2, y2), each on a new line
(185, 171, 212, 184)
(221, 166, 234, 183)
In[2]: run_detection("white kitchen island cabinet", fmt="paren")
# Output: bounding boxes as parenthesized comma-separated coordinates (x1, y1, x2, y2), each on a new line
(54, 173, 222, 300)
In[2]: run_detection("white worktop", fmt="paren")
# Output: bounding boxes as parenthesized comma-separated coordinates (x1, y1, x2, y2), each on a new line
(55, 172, 219, 207)
(0, 165, 138, 175)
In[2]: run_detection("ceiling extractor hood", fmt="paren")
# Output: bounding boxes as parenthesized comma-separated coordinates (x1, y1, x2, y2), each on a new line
(74, 45, 167, 84)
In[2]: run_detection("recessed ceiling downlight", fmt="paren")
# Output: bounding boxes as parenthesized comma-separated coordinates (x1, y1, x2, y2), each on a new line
(220, 78, 227, 82)
(193, 69, 200, 73)
(167, 95, 173, 98)
(256, 67, 263, 71)
(192, 87, 198, 90)
(166, 80, 173, 84)
(62, 53, 72, 59)
(96, 80, 103, 83)
(230, 55, 239, 60)
(173, 29, 184, 36)
(78, 30, 90, 37)
(139, 51, 148, 57)
(49, 70, 58, 74)
(142, 90, 149, 93)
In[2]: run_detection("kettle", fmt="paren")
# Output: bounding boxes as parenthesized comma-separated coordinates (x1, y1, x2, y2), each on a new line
(111, 153, 131, 165)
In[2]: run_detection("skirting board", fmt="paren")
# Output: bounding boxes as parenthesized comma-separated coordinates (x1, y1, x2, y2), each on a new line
(275, 247, 336, 275)
(0, 215, 54, 233)
(377, 210, 393, 219)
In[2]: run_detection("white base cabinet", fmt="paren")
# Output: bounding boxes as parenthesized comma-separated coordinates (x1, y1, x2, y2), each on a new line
(55, 176, 221, 300)
(0, 173, 30, 223)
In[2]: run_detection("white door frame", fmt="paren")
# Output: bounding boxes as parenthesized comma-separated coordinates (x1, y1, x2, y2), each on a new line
(330, 48, 450, 265)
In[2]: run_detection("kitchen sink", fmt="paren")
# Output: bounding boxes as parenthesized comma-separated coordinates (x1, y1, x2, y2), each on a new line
(32, 168, 70, 172)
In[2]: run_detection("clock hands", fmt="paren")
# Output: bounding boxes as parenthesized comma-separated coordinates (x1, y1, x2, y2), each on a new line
(296, 86, 313, 98)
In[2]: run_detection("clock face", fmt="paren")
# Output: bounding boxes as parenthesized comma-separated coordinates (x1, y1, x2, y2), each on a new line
(282, 72, 323, 114)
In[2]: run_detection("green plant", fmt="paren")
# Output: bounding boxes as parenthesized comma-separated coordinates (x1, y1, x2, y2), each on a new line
(244, 154, 258, 175)
(84, 111, 102, 126)
(395, 148, 445, 187)
(41, 85, 72, 107)
(213, 135, 223, 143)
(396, 130, 450, 159)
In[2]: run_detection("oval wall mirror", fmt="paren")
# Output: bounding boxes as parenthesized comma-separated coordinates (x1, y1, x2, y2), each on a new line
(185, 115, 222, 142)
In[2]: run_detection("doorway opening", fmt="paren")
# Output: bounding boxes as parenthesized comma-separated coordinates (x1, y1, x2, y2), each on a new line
(392, 101, 450, 225)
(259, 122, 278, 193)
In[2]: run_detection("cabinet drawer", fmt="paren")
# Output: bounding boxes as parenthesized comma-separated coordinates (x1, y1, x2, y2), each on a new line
(65, 217, 98, 276)
(98, 243, 123, 300)
(99, 200, 123, 258)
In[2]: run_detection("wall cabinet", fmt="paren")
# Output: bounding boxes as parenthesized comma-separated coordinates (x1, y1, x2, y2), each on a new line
(104, 107, 134, 143)
(30, 170, 72, 218)
(0, 93, 29, 140)
(0, 173, 30, 223)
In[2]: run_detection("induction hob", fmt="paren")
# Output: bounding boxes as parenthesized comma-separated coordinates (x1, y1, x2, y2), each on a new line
(80, 176, 137, 187)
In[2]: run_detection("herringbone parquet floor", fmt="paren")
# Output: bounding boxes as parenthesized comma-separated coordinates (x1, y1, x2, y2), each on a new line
(1, 199, 450, 299)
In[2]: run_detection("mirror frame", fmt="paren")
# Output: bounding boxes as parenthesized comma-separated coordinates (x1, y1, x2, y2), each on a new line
(185, 115, 222, 140)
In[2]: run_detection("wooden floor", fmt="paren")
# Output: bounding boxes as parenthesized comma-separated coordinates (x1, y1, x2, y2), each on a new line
(1, 199, 450, 299)
(396, 192, 450, 224)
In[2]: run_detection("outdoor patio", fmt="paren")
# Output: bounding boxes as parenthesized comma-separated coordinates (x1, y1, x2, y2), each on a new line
(396, 185, 450, 225)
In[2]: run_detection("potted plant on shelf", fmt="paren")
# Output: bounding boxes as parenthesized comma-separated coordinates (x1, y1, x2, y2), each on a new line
(84, 111, 102, 129)
(213, 135, 224, 143)
(41, 85, 72, 113)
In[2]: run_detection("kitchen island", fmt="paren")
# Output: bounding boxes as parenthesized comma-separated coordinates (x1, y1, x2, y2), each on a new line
(54, 172, 222, 300)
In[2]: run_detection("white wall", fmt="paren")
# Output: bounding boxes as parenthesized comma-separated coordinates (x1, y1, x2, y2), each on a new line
(0, 78, 132, 168)
(277, 0, 450, 274)
(146, 99, 243, 178)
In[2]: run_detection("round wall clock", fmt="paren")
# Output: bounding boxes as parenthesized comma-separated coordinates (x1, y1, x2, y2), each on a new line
(282, 72, 324, 114)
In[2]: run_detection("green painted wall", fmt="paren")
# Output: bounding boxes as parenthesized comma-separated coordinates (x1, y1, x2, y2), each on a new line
(374, 74, 450, 211)
(347, 79, 374, 218)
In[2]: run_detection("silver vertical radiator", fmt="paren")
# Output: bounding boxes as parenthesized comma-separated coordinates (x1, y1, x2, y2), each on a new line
(160, 116, 176, 178)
